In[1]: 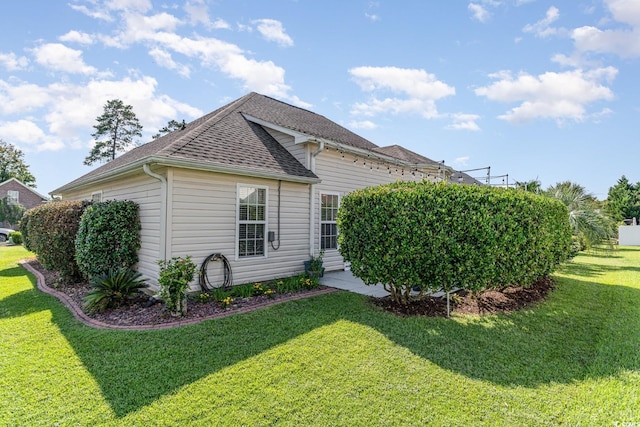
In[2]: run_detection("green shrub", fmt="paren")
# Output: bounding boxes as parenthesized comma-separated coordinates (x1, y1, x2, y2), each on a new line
(20, 201, 91, 283)
(82, 268, 148, 314)
(75, 200, 141, 280)
(8, 231, 22, 245)
(158, 256, 197, 316)
(338, 181, 572, 304)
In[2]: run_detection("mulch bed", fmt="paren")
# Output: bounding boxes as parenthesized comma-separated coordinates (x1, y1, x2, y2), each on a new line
(25, 259, 335, 328)
(371, 276, 555, 317)
(26, 259, 554, 327)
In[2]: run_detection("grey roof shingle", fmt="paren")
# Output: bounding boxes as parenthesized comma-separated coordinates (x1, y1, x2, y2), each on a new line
(373, 145, 443, 167)
(53, 92, 467, 194)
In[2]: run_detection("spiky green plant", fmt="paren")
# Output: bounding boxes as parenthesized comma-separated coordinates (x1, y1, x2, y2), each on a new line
(82, 268, 148, 313)
(546, 181, 616, 250)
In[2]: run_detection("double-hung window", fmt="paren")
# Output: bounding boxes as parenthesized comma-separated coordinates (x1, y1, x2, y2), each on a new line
(7, 190, 19, 205)
(320, 193, 339, 250)
(237, 185, 267, 258)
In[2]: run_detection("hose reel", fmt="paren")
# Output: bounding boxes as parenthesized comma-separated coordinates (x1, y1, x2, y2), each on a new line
(199, 253, 233, 291)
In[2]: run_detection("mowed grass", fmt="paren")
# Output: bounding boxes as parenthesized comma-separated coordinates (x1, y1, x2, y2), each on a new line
(1, 245, 639, 426)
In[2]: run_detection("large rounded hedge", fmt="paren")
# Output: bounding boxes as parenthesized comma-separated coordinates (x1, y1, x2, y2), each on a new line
(337, 182, 571, 304)
(21, 200, 91, 283)
(75, 200, 141, 280)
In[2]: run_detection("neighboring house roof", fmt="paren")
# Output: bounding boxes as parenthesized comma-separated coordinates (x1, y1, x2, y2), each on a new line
(0, 178, 49, 201)
(373, 145, 443, 168)
(449, 171, 484, 185)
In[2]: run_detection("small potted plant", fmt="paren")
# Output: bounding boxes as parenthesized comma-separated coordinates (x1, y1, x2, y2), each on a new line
(157, 255, 197, 316)
(304, 250, 325, 278)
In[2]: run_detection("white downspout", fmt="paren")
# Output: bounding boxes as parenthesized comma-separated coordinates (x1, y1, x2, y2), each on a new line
(309, 141, 325, 258)
(143, 163, 167, 261)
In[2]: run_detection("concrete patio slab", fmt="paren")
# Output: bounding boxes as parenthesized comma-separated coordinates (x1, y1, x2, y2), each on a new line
(320, 270, 389, 297)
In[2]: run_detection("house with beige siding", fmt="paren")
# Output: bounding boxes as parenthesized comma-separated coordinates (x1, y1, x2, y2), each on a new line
(51, 92, 460, 291)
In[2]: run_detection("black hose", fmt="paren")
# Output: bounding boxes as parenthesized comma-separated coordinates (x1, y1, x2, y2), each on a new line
(199, 253, 233, 291)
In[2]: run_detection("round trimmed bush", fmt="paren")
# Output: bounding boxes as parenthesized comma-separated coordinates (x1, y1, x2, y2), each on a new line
(338, 181, 572, 304)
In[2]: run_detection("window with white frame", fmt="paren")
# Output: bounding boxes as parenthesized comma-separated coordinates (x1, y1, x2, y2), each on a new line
(237, 185, 267, 258)
(320, 193, 339, 250)
(7, 190, 19, 205)
(91, 191, 102, 202)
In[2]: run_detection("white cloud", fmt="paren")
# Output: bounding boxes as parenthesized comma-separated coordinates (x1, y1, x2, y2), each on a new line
(570, 0, 640, 58)
(30, 43, 97, 75)
(0, 52, 29, 71)
(149, 47, 191, 77)
(572, 26, 640, 58)
(606, 0, 640, 26)
(348, 120, 378, 130)
(212, 18, 231, 30)
(184, 0, 209, 26)
(468, 3, 491, 23)
(454, 156, 470, 167)
(349, 66, 455, 119)
(77, 6, 300, 103)
(59, 30, 95, 45)
(447, 113, 481, 131)
(0, 120, 46, 145)
(365, 13, 380, 22)
(0, 76, 203, 151)
(252, 19, 294, 47)
(523, 6, 561, 38)
(475, 68, 617, 124)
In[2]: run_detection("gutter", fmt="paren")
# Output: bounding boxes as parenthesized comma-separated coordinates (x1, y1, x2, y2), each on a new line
(309, 141, 325, 258)
(142, 163, 168, 261)
(51, 156, 320, 195)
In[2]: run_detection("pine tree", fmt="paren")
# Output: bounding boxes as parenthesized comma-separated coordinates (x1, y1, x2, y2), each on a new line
(84, 99, 143, 165)
(605, 175, 640, 222)
(152, 119, 185, 139)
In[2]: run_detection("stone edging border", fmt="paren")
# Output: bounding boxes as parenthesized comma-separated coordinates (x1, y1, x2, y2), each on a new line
(20, 260, 339, 331)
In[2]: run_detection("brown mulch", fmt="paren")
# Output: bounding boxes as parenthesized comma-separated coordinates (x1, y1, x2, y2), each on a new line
(25, 258, 554, 326)
(371, 276, 555, 317)
(25, 259, 335, 328)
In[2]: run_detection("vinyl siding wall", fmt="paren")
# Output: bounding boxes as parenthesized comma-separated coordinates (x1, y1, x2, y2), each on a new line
(57, 173, 163, 288)
(169, 168, 311, 290)
(313, 147, 425, 271)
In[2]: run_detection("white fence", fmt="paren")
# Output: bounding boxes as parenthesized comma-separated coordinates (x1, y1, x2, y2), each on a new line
(618, 225, 640, 246)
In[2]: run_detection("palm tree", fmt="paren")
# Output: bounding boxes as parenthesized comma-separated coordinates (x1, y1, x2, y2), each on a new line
(516, 178, 542, 194)
(546, 181, 616, 250)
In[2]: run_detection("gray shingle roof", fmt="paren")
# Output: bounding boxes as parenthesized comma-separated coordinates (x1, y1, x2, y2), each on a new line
(373, 145, 443, 167)
(53, 92, 463, 194)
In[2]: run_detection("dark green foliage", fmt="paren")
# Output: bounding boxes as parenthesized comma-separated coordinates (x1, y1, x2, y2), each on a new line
(82, 268, 148, 314)
(151, 119, 185, 139)
(9, 231, 22, 245)
(20, 200, 90, 283)
(605, 175, 640, 222)
(158, 256, 197, 315)
(338, 182, 572, 304)
(0, 197, 25, 226)
(0, 140, 36, 186)
(84, 99, 143, 165)
(75, 200, 141, 280)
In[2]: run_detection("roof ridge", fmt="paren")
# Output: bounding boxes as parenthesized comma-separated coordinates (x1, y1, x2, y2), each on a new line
(159, 93, 255, 156)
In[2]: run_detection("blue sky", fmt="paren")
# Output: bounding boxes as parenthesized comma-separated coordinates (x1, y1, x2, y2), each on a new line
(1, 0, 639, 199)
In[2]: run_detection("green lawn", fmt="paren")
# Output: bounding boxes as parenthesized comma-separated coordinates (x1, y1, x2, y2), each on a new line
(1, 245, 639, 426)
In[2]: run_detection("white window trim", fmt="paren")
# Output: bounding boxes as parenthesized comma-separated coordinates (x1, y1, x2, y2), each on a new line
(91, 191, 103, 202)
(235, 183, 269, 261)
(7, 190, 19, 205)
(319, 192, 340, 251)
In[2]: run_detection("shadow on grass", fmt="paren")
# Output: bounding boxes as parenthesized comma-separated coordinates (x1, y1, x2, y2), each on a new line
(557, 257, 640, 278)
(352, 277, 640, 388)
(6, 260, 640, 418)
